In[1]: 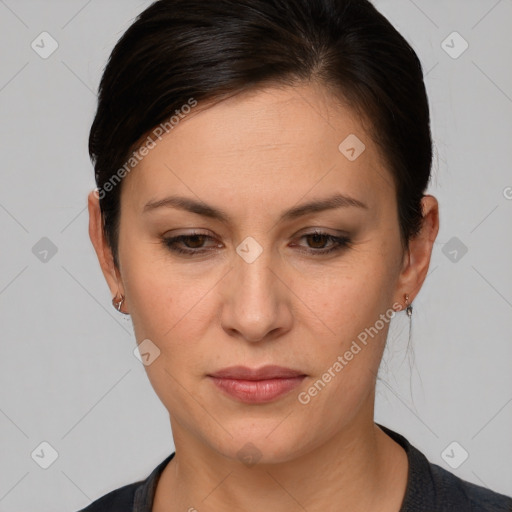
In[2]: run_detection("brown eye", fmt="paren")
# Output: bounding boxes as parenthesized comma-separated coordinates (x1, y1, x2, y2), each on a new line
(183, 234, 208, 248)
(162, 233, 222, 255)
(306, 233, 330, 249)
(293, 231, 352, 256)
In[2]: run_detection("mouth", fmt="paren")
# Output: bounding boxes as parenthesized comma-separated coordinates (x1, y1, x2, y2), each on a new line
(207, 365, 307, 404)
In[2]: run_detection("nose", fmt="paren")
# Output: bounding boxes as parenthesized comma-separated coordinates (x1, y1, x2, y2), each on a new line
(219, 243, 292, 343)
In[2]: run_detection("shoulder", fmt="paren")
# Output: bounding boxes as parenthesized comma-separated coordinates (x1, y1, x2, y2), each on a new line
(75, 481, 139, 511)
(377, 423, 512, 512)
(74, 453, 175, 512)
(428, 461, 512, 512)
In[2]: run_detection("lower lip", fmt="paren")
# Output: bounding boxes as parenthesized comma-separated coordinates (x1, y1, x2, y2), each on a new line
(209, 376, 306, 404)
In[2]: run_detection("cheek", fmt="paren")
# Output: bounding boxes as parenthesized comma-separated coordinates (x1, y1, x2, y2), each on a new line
(296, 267, 394, 429)
(127, 276, 205, 358)
(297, 250, 398, 408)
(121, 242, 196, 335)
(121, 247, 223, 377)
(122, 256, 210, 411)
(307, 258, 395, 341)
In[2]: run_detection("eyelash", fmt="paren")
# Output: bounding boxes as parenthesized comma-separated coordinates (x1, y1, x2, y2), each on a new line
(161, 231, 351, 257)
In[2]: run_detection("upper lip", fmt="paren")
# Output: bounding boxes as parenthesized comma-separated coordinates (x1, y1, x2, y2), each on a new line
(208, 365, 306, 380)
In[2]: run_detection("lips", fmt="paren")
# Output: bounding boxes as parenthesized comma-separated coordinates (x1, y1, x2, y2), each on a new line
(208, 365, 306, 404)
(209, 365, 305, 380)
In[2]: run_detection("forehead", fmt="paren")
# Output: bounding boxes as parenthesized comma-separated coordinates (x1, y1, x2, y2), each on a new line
(121, 83, 394, 217)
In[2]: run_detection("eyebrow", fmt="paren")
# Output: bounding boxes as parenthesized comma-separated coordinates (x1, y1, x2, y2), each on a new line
(143, 193, 368, 223)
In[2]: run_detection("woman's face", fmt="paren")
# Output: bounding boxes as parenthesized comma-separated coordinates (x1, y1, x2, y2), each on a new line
(90, 83, 434, 464)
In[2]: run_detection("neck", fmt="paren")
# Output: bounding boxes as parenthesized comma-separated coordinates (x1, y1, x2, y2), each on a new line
(153, 408, 408, 512)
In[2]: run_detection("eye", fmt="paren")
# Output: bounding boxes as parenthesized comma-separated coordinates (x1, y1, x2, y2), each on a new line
(161, 232, 222, 255)
(161, 230, 352, 257)
(292, 230, 352, 255)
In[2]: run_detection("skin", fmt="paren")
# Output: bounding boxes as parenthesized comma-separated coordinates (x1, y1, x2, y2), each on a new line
(88, 82, 439, 512)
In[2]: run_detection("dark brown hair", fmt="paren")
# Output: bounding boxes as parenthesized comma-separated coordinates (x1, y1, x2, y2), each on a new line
(89, 0, 432, 269)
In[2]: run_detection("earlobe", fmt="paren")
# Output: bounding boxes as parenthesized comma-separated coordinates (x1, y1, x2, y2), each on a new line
(87, 190, 124, 299)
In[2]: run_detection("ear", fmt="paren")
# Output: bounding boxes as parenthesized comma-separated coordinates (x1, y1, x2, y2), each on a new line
(87, 190, 126, 305)
(394, 195, 439, 310)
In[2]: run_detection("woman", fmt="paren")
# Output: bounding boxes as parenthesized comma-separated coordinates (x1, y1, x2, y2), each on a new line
(82, 0, 512, 510)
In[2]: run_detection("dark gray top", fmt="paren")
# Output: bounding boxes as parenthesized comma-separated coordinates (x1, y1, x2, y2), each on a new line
(78, 424, 512, 511)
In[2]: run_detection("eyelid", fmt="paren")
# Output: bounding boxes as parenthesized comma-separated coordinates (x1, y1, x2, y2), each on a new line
(294, 226, 350, 237)
(162, 227, 349, 243)
(161, 228, 352, 257)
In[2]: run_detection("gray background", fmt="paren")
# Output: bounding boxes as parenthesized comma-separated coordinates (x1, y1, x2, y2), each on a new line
(0, 0, 511, 510)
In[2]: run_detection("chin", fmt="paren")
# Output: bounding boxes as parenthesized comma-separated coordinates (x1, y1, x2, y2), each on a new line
(209, 422, 311, 466)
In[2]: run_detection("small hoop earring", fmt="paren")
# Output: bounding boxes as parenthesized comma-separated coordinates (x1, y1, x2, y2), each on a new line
(404, 293, 413, 317)
(112, 293, 128, 314)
